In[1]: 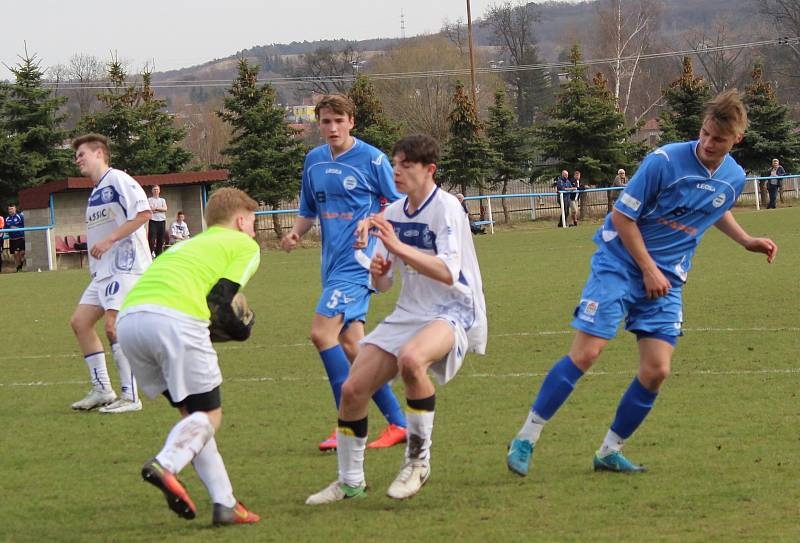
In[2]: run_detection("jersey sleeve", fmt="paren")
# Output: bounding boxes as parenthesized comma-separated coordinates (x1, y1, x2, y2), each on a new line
(614, 150, 666, 221)
(222, 239, 261, 288)
(372, 152, 402, 202)
(432, 201, 463, 284)
(118, 175, 151, 220)
(298, 158, 317, 218)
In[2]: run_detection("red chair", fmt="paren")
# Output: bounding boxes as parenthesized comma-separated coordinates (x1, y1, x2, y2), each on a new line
(65, 235, 85, 268)
(56, 236, 78, 267)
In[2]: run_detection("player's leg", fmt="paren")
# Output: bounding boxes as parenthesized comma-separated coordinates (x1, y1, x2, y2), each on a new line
(340, 321, 407, 449)
(380, 320, 454, 499)
(97, 276, 142, 413)
(69, 299, 117, 409)
(147, 220, 157, 256)
(593, 335, 674, 473)
(306, 344, 398, 505)
(155, 221, 165, 255)
(507, 331, 608, 476)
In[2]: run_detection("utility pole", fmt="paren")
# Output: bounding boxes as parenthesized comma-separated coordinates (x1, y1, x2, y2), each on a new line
(466, 0, 478, 107)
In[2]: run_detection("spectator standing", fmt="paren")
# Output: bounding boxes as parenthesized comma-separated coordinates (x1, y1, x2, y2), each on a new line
(767, 158, 786, 209)
(456, 193, 485, 235)
(0, 214, 4, 272)
(148, 185, 168, 256)
(607, 168, 628, 213)
(170, 211, 191, 243)
(6, 204, 25, 271)
(556, 170, 578, 227)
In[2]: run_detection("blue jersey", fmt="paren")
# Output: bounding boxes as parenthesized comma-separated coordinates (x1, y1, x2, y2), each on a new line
(594, 141, 746, 283)
(299, 138, 402, 286)
(6, 212, 24, 239)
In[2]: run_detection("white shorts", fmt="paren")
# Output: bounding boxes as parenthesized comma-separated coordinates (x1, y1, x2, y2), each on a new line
(362, 311, 469, 385)
(78, 274, 141, 312)
(116, 306, 221, 402)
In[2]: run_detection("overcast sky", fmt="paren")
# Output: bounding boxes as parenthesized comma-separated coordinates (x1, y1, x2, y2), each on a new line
(1, 0, 505, 80)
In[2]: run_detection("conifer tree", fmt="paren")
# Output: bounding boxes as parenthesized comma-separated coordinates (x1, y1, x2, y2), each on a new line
(347, 74, 402, 156)
(218, 58, 306, 236)
(658, 57, 711, 144)
(486, 87, 530, 223)
(0, 50, 73, 204)
(438, 82, 495, 196)
(534, 45, 642, 185)
(79, 58, 192, 175)
(733, 63, 800, 174)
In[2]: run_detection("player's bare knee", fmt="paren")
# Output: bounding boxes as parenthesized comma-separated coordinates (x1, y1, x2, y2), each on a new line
(397, 350, 426, 383)
(569, 345, 602, 369)
(309, 327, 334, 351)
(340, 379, 368, 409)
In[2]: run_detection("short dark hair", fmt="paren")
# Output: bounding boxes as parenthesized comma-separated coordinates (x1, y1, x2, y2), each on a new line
(72, 133, 111, 162)
(392, 134, 439, 165)
(314, 94, 355, 120)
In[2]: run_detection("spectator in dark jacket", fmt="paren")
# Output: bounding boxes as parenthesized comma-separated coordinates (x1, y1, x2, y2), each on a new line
(767, 158, 786, 209)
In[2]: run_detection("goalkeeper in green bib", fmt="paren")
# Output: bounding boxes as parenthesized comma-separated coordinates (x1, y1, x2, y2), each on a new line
(117, 187, 261, 526)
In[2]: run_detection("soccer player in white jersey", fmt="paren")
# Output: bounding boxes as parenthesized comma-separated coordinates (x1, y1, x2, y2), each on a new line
(306, 133, 488, 504)
(506, 90, 778, 476)
(68, 134, 153, 414)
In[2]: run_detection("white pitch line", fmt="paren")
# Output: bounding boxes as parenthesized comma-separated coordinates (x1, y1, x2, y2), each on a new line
(2, 367, 798, 388)
(7, 327, 797, 363)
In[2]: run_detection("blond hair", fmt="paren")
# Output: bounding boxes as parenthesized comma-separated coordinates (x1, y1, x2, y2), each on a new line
(205, 187, 258, 227)
(705, 90, 748, 137)
(314, 94, 355, 120)
(72, 133, 111, 163)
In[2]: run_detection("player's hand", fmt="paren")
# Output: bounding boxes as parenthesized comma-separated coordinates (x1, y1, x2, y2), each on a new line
(280, 232, 300, 253)
(368, 214, 401, 253)
(370, 253, 392, 278)
(744, 236, 778, 263)
(353, 218, 371, 249)
(90, 237, 114, 258)
(642, 267, 671, 299)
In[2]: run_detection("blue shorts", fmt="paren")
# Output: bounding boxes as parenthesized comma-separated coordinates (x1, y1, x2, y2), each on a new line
(571, 251, 683, 341)
(315, 281, 372, 326)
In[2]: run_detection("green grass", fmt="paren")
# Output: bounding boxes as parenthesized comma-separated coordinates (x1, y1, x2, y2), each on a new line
(1, 207, 799, 542)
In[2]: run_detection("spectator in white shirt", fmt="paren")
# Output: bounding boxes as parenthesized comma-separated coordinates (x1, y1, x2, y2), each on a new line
(169, 211, 191, 244)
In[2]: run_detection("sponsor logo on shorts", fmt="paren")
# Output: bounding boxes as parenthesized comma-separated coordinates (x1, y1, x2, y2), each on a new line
(579, 299, 598, 323)
(620, 193, 641, 211)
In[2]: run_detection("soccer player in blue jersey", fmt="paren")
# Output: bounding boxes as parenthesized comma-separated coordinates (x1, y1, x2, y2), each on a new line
(507, 89, 778, 475)
(6, 204, 25, 271)
(281, 94, 408, 451)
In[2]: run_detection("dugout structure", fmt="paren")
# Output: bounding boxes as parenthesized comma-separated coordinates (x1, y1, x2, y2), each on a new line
(18, 170, 228, 271)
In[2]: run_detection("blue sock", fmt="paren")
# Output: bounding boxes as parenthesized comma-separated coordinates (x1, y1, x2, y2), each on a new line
(532, 355, 584, 420)
(319, 345, 351, 408)
(610, 377, 658, 439)
(371, 384, 407, 428)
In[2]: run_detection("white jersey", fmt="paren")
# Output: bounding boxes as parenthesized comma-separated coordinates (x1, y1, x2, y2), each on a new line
(378, 187, 488, 355)
(86, 168, 152, 279)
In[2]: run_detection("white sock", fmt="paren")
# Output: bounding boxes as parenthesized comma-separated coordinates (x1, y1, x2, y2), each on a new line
(598, 429, 625, 457)
(111, 343, 137, 401)
(405, 410, 435, 462)
(337, 431, 366, 487)
(192, 437, 236, 508)
(517, 410, 547, 444)
(156, 412, 215, 475)
(84, 352, 112, 392)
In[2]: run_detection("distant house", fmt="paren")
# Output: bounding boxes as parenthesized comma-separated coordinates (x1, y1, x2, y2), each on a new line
(635, 118, 661, 147)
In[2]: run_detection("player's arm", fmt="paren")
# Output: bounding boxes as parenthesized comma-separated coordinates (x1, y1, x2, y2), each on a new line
(206, 278, 253, 341)
(611, 210, 671, 299)
(281, 216, 315, 252)
(714, 211, 777, 263)
(369, 214, 454, 286)
(90, 210, 152, 258)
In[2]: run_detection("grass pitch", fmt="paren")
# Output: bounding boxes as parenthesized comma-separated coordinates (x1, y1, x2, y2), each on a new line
(1, 207, 798, 542)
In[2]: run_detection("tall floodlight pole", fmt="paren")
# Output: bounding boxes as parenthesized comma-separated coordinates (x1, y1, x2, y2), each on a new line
(466, 0, 478, 107)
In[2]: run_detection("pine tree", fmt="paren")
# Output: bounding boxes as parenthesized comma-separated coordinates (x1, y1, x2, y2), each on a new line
(733, 63, 800, 174)
(79, 59, 192, 175)
(218, 58, 307, 237)
(486, 87, 530, 223)
(658, 57, 711, 144)
(0, 50, 73, 204)
(438, 82, 495, 197)
(534, 45, 643, 185)
(347, 74, 402, 156)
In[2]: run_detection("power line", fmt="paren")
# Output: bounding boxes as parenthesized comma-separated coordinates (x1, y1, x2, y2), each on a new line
(38, 37, 799, 90)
